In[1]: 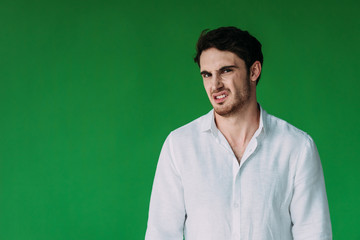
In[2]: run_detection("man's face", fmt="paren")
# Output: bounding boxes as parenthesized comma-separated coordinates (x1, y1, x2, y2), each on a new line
(199, 48, 252, 117)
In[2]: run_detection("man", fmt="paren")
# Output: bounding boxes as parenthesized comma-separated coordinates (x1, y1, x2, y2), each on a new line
(145, 26, 332, 239)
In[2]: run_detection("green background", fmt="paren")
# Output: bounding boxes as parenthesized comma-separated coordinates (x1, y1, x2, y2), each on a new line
(0, 0, 359, 239)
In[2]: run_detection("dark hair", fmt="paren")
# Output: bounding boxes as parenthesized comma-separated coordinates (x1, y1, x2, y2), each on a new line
(194, 26, 263, 84)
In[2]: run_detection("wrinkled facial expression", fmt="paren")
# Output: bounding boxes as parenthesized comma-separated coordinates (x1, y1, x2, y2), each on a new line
(199, 48, 251, 117)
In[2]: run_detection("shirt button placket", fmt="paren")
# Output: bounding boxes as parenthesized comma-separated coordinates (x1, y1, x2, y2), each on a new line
(232, 170, 241, 240)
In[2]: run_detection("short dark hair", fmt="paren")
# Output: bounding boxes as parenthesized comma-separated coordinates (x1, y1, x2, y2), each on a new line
(194, 26, 263, 84)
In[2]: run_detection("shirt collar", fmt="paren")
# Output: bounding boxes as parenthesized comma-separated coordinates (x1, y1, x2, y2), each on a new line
(200, 104, 268, 136)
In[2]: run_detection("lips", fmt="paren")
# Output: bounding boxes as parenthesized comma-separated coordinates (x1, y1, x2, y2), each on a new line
(215, 94, 226, 99)
(212, 91, 228, 103)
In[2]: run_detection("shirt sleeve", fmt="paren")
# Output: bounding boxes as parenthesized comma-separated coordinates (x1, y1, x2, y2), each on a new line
(145, 133, 186, 240)
(290, 137, 332, 240)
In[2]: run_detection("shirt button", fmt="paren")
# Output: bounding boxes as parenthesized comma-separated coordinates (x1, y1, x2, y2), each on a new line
(234, 203, 239, 208)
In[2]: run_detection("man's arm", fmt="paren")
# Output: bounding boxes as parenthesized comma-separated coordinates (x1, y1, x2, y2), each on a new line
(145, 134, 186, 240)
(290, 137, 332, 239)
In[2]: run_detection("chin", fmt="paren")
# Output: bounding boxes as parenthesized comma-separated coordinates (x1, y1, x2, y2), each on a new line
(213, 101, 247, 117)
(213, 106, 234, 117)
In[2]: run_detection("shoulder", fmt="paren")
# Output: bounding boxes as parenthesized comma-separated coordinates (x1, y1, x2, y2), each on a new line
(262, 110, 320, 177)
(168, 110, 212, 141)
(264, 110, 314, 148)
(161, 111, 213, 170)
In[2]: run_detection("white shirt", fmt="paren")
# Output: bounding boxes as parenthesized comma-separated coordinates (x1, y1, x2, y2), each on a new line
(145, 107, 332, 240)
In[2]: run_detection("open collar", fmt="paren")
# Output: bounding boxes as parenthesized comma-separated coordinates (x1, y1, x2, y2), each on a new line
(200, 104, 268, 137)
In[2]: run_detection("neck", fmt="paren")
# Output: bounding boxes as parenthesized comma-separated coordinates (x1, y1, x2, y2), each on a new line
(214, 100, 260, 146)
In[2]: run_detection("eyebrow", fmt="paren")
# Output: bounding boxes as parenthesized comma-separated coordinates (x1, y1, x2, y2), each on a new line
(200, 65, 239, 75)
(200, 70, 211, 75)
(219, 65, 239, 71)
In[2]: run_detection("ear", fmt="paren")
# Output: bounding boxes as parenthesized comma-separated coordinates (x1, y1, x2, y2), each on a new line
(249, 61, 262, 83)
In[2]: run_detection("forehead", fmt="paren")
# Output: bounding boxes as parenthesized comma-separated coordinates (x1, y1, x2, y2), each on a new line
(199, 48, 244, 71)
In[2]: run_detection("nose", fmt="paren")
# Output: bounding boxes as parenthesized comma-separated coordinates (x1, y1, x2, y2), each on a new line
(211, 73, 223, 91)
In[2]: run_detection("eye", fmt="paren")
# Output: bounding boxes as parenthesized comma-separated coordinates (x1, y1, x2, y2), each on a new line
(221, 68, 233, 74)
(201, 72, 211, 78)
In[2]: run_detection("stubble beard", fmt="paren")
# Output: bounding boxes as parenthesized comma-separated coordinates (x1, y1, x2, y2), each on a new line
(213, 78, 251, 118)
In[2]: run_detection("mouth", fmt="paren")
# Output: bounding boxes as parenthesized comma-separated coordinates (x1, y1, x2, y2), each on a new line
(213, 91, 228, 103)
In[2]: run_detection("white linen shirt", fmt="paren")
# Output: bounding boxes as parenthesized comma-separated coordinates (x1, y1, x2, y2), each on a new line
(145, 107, 332, 240)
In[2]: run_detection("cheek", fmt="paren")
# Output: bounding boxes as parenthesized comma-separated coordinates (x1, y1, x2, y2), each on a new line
(204, 87, 213, 101)
(203, 81, 211, 94)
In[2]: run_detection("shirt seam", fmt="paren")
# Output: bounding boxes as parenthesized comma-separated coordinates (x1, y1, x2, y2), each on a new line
(168, 131, 183, 181)
(293, 135, 313, 186)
